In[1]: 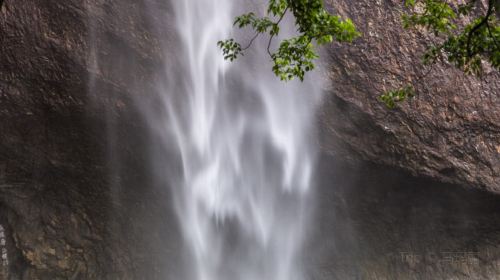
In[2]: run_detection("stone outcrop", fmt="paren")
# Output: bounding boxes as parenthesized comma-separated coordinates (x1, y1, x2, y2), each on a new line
(320, 0, 499, 192)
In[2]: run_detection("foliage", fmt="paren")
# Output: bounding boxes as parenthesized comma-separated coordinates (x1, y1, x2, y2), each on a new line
(217, 0, 360, 81)
(379, 85, 415, 109)
(402, 0, 499, 75)
(380, 0, 499, 108)
(219, 0, 499, 109)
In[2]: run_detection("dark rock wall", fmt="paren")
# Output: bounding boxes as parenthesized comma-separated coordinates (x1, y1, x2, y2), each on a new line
(0, 1, 180, 279)
(321, 0, 499, 192)
(308, 156, 500, 280)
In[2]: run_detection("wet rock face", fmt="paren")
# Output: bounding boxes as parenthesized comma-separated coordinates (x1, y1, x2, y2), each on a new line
(0, 0, 180, 279)
(320, 0, 500, 192)
(309, 156, 500, 280)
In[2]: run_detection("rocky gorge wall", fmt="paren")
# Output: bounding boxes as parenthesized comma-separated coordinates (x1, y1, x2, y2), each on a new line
(0, 0, 499, 279)
(0, 0, 180, 278)
(320, 0, 499, 192)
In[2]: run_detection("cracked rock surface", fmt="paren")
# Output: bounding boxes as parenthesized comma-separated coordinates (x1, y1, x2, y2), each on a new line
(321, 0, 499, 192)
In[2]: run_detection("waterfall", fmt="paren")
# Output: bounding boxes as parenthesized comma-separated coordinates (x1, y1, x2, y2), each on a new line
(151, 0, 323, 279)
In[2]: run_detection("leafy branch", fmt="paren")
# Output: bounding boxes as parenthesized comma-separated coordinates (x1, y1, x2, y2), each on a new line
(218, 0, 498, 109)
(218, 0, 360, 81)
(380, 0, 499, 108)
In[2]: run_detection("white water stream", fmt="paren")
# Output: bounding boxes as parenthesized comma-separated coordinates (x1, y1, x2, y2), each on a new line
(156, 0, 323, 279)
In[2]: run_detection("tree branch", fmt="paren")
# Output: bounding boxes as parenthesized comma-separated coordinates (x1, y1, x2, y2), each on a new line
(485, 20, 500, 49)
(267, 35, 275, 56)
(241, 32, 260, 51)
(466, 0, 494, 57)
(267, 5, 289, 57)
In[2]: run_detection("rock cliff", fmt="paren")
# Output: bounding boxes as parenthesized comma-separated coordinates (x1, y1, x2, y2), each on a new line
(320, 0, 499, 192)
(0, 0, 499, 279)
(0, 0, 179, 278)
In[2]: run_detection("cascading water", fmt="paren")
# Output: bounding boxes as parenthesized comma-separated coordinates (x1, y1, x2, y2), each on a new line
(153, 0, 323, 279)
